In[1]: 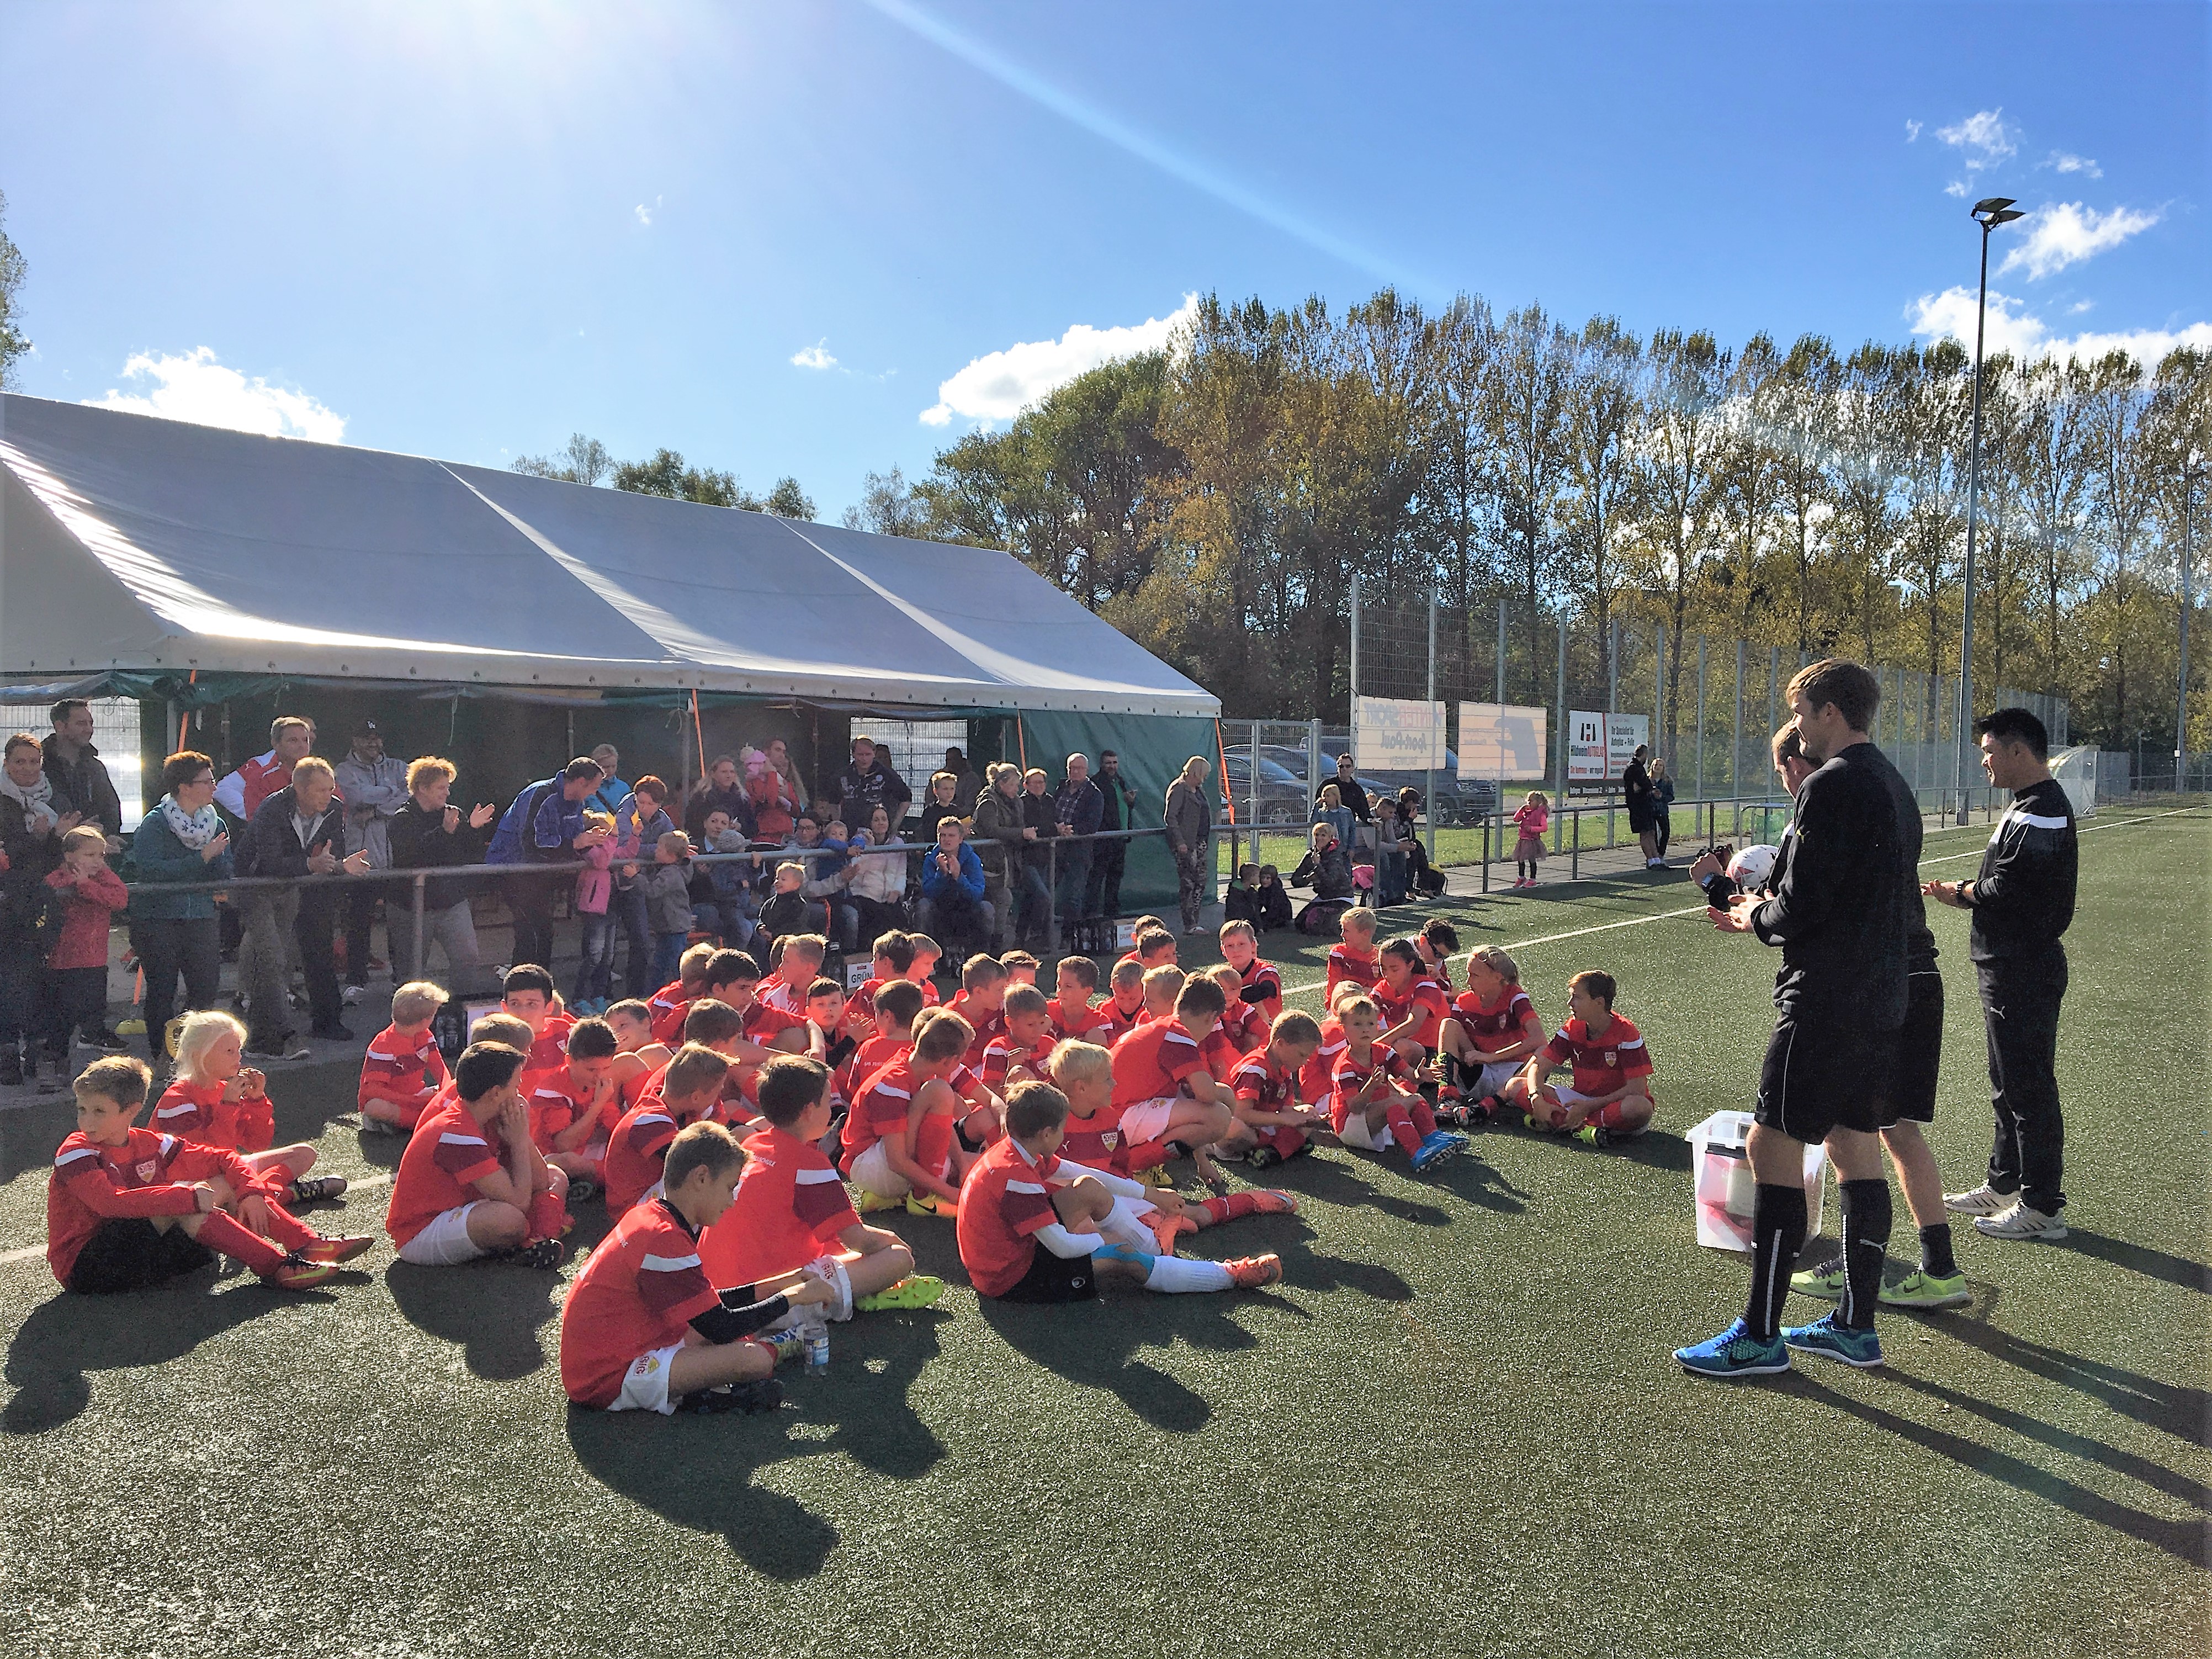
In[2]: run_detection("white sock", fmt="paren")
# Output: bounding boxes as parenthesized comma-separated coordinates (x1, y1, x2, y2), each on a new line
(1103, 1197, 1157, 1252)
(1144, 1254, 1233, 1294)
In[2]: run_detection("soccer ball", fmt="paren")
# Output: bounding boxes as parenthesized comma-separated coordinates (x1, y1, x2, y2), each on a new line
(1726, 844, 1779, 893)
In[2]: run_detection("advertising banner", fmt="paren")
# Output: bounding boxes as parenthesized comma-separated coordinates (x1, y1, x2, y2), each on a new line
(1352, 696, 1447, 771)
(1456, 703, 1548, 781)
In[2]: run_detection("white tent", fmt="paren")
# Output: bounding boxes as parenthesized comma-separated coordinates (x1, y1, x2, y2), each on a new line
(0, 394, 1217, 718)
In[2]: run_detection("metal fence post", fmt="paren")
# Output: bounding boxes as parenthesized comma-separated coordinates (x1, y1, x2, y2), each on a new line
(1248, 720, 1260, 868)
(1695, 634, 1707, 797)
(1733, 635, 1745, 798)
(1571, 809, 1580, 881)
(1481, 814, 1490, 893)
(1046, 838, 1060, 956)
(1426, 583, 1439, 862)
(411, 871, 427, 981)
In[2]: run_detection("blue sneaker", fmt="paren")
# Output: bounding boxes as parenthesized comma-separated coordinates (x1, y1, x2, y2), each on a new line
(1409, 1131, 1465, 1173)
(1674, 1318, 1791, 1380)
(1780, 1312, 1885, 1368)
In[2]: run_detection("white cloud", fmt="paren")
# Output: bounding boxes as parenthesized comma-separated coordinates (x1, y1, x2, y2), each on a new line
(1944, 181, 1968, 198)
(1904, 119, 1923, 142)
(1998, 202, 2161, 280)
(634, 194, 662, 227)
(2045, 151, 2102, 179)
(790, 340, 838, 371)
(921, 294, 1197, 426)
(1907, 286, 2212, 365)
(1937, 109, 2017, 170)
(87, 347, 345, 441)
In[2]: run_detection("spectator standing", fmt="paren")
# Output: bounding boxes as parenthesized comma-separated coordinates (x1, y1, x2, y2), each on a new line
(916, 771, 964, 843)
(1164, 756, 1214, 936)
(834, 735, 914, 833)
(334, 719, 407, 1001)
(126, 754, 234, 1066)
(1085, 749, 1139, 921)
(387, 757, 496, 993)
(684, 755, 754, 842)
(1623, 744, 1659, 868)
(486, 756, 611, 972)
(765, 737, 810, 825)
(970, 763, 1027, 948)
(612, 776, 676, 996)
(941, 746, 982, 813)
(586, 745, 630, 817)
(218, 715, 316, 1027)
(1016, 769, 1059, 947)
(45, 824, 129, 1057)
(1372, 798, 1408, 905)
(43, 699, 125, 850)
(1, 733, 77, 1083)
(1927, 708, 2080, 1242)
(1052, 754, 1104, 923)
(917, 816, 990, 957)
(844, 803, 910, 945)
(1649, 756, 1676, 861)
(242, 756, 365, 1050)
(745, 744, 803, 842)
(1321, 752, 1371, 825)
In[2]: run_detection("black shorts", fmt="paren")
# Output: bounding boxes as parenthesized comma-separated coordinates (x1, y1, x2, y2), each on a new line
(995, 1244, 1097, 1305)
(65, 1218, 215, 1294)
(1754, 1012, 1895, 1144)
(1882, 971, 1943, 1127)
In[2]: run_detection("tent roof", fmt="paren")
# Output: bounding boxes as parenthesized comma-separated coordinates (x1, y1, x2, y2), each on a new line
(0, 394, 1217, 718)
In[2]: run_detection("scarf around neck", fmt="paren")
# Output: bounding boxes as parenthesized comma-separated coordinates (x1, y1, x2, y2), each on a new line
(157, 794, 223, 850)
(0, 770, 59, 835)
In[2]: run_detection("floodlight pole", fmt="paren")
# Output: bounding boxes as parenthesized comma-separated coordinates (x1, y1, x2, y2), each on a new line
(2181, 451, 2200, 792)
(1956, 197, 2023, 823)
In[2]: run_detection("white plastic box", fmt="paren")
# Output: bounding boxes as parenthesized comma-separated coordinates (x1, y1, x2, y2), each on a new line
(1686, 1109, 1826, 1252)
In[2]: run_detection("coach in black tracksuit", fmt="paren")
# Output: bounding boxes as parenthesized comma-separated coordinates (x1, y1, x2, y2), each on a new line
(1925, 708, 2078, 1242)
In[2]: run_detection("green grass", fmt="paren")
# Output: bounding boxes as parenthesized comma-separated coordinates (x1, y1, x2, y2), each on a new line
(1242, 801, 1802, 871)
(2, 810, 2206, 1659)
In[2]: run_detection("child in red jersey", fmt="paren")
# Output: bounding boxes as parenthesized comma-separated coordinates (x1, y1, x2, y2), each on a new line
(758, 933, 828, 1017)
(851, 930, 914, 1025)
(603, 1045, 731, 1219)
(499, 963, 574, 1081)
(1232, 1011, 1332, 1169)
(1453, 946, 1548, 1122)
(1373, 937, 1482, 1118)
(1218, 919, 1283, 1024)
(1414, 918, 1460, 996)
(1091, 959, 1150, 1046)
(980, 985, 1056, 1094)
(957, 1082, 1281, 1303)
(1324, 907, 1382, 995)
(699, 1057, 945, 1316)
(1047, 956, 1109, 1045)
(385, 1041, 571, 1268)
(1109, 976, 1247, 1184)
(949, 953, 1011, 1067)
(561, 1120, 828, 1417)
(647, 942, 717, 1048)
(999, 948, 1041, 988)
(51, 1057, 367, 1291)
(1330, 996, 1463, 1173)
(848, 979, 924, 1091)
(843, 1011, 974, 1215)
(156, 1010, 342, 1206)
(358, 980, 452, 1135)
(524, 1015, 621, 1194)
(903, 933, 945, 1000)
(603, 999, 672, 1113)
(1298, 982, 1365, 1107)
(1506, 969, 1654, 1145)
(1200, 963, 1267, 1075)
(1122, 926, 1177, 976)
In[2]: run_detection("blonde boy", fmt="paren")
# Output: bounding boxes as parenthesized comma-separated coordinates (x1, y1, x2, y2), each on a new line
(359, 980, 451, 1133)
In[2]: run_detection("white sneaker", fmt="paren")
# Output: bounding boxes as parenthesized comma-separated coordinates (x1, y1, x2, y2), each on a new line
(342, 984, 364, 1005)
(1943, 1183, 2014, 1216)
(1975, 1202, 2068, 1242)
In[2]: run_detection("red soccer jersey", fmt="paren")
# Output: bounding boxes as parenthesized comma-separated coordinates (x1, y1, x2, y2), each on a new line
(1424, 955, 1458, 997)
(526, 1069, 606, 1156)
(1233, 1048, 1303, 1116)
(1540, 1016, 1652, 1097)
(224, 751, 294, 821)
(602, 1100, 680, 1218)
(899, 973, 941, 1008)
(1325, 944, 1380, 995)
(1091, 995, 1150, 1048)
(1234, 957, 1284, 1022)
(948, 994, 1006, 1067)
(759, 976, 811, 1017)
(648, 982, 695, 1048)
(1055, 1102, 1129, 1172)
(1110, 1019, 1209, 1107)
(559, 1197, 724, 1408)
(1048, 996, 1111, 1045)
(741, 1000, 808, 1048)
(150, 1078, 274, 1156)
(1329, 1038, 1415, 1133)
(46, 1128, 254, 1285)
(1377, 975, 1452, 1050)
(385, 1097, 510, 1248)
(1198, 1025, 1245, 1083)
(698, 1125, 860, 1290)
(981, 1032, 1053, 1091)
(359, 1023, 447, 1114)
(1214, 998, 1268, 1058)
(841, 1058, 925, 1174)
(1299, 1016, 1349, 1105)
(955, 1136, 1065, 1298)
(1454, 985, 1540, 1058)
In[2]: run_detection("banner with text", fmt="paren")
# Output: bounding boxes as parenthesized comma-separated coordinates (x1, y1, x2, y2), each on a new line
(1455, 703, 1548, 781)
(1352, 697, 1447, 771)
(1567, 712, 1650, 783)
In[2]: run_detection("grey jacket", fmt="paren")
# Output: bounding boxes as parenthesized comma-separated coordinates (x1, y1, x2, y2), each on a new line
(1164, 777, 1212, 856)
(635, 860, 696, 935)
(969, 785, 1028, 882)
(334, 753, 409, 867)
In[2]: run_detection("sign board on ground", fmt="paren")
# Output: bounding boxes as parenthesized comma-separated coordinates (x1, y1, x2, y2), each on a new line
(1567, 712, 1651, 783)
(1352, 696, 1447, 771)
(1456, 703, 1548, 781)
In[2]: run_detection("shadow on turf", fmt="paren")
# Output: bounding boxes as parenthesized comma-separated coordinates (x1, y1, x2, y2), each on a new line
(2058, 1228, 2211, 1298)
(386, 1258, 564, 1380)
(1933, 1314, 2211, 1450)
(3, 1274, 338, 1433)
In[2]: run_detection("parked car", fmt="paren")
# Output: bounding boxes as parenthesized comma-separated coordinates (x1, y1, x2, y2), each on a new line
(1218, 751, 1312, 827)
(1263, 745, 1498, 826)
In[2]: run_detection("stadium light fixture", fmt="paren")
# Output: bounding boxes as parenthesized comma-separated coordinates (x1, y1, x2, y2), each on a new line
(1954, 197, 2026, 823)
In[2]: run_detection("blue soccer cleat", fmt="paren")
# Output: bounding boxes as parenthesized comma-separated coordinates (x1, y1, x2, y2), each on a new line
(1780, 1312, 1885, 1368)
(1674, 1318, 1791, 1380)
(1409, 1131, 1466, 1172)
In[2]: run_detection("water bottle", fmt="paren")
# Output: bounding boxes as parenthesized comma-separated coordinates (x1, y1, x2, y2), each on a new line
(805, 1327, 830, 1376)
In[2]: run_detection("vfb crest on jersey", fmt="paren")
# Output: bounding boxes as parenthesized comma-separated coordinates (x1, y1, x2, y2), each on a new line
(136, 1159, 160, 1181)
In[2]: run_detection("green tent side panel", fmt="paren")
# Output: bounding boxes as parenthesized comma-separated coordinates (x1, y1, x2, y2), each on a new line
(1010, 711, 1219, 920)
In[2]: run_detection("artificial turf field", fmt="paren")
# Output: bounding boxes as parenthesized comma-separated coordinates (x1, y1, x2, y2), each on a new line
(1, 809, 2205, 1659)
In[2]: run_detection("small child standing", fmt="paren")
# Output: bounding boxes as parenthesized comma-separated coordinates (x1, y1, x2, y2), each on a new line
(358, 980, 452, 1135)
(1373, 799, 1408, 907)
(571, 810, 618, 1014)
(634, 832, 697, 989)
(1511, 792, 1550, 889)
(43, 825, 129, 1055)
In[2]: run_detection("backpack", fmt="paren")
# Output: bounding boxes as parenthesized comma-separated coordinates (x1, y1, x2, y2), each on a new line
(485, 781, 558, 866)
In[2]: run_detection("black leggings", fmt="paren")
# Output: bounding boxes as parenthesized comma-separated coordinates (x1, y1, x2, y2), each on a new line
(133, 916, 222, 1061)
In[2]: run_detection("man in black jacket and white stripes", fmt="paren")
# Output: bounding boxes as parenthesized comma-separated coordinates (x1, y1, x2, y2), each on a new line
(1925, 708, 2078, 1243)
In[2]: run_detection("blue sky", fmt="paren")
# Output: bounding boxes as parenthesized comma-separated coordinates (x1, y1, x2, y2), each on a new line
(2, 1, 2202, 518)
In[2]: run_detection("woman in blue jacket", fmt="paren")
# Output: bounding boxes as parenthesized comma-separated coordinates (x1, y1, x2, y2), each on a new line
(129, 751, 236, 1062)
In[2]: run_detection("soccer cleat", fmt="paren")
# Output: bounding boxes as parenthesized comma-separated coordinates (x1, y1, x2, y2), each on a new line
(1245, 1146, 1284, 1169)
(853, 1189, 903, 1213)
(904, 1192, 958, 1220)
(684, 1379, 784, 1415)
(1882, 1268, 1971, 1308)
(1409, 1131, 1465, 1173)
(1223, 1253, 1283, 1290)
(508, 1238, 565, 1269)
(1470, 1094, 1504, 1123)
(357, 1114, 399, 1137)
(1139, 1165, 1176, 1189)
(288, 1175, 349, 1205)
(1433, 1100, 1471, 1130)
(258, 1252, 341, 1291)
(856, 1275, 948, 1312)
(565, 1175, 600, 1203)
(303, 1234, 375, 1265)
(1781, 1312, 1886, 1368)
(1148, 1212, 1198, 1254)
(1674, 1318, 1791, 1380)
(1974, 1202, 2067, 1242)
(1789, 1262, 1845, 1301)
(1242, 1189, 1299, 1217)
(1942, 1183, 2015, 1217)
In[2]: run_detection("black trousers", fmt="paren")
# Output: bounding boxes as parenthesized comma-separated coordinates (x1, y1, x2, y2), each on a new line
(507, 872, 561, 972)
(344, 887, 379, 985)
(132, 916, 222, 1062)
(1979, 952, 2067, 1215)
(293, 894, 343, 1033)
(1085, 838, 1127, 919)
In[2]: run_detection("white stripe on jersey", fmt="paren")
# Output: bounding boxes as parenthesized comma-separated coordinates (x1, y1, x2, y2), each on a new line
(793, 1167, 842, 1186)
(2014, 813, 2069, 830)
(54, 1146, 98, 1168)
(1006, 1179, 1048, 1195)
(640, 1252, 702, 1273)
(438, 1131, 488, 1148)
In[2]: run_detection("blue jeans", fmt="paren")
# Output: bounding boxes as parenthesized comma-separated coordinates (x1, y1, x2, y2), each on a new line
(1014, 865, 1053, 942)
(651, 931, 688, 985)
(1375, 848, 1408, 907)
(1054, 844, 1093, 919)
(617, 884, 655, 998)
(573, 913, 617, 1003)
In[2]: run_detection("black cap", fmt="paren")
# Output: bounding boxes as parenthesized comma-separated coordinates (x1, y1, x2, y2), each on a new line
(353, 718, 382, 737)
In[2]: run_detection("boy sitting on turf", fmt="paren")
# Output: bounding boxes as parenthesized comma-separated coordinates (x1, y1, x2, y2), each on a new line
(1373, 937, 1478, 1119)
(385, 1041, 572, 1268)
(1325, 907, 1382, 994)
(981, 984, 1056, 1093)
(51, 1056, 368, 1292)
(525, 1015, 621, 1196)
(1110, 976, 1247, 1184)
(1129, 926, 1178, 973)
(1219, 919, 1283, 1023)
(1048, 955, 1109, 1045)
(949, 953, 1011, 1066)
(1330, 995, 1463, 1173)
(604, 999, 672, 1111)
(603, 1043, 733, 1219)
(648, 942, 717, 1048)
(849, 978, 925, 1089)
(1299, 982, 1364, 1107)
(903, 933, 945, 999)
(1453, 946, 1547, 1123)
(698, 1056, 945, 1316)
(358, 980, 452, 1135)
(957, 1081, 1282, 1303)
(499, 963, 575, 1079)
(561, 1119, 830, 1418)
(842, 1010, 975, 1215)
(1092, 958, 1150, 1046)
(1503, 969, 1653, 1145)
(760, 932, 829, 1016)
(1254, 865, 1295, 932)
(999, 948, 1041, 988)
(156, 1010, 343, 1205)
(1138, 964, 1184, 1026)
(853, 930, 913, 1022)
(1202, 963, 1267, 1068)
(1232, 1011, 1332, 1168)
(1414, 918, 1460, 994)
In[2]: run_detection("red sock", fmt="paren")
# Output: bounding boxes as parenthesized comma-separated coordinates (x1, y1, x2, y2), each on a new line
(193, 1210, 287, 1274)
(258, 1201, 317, 1250)
(527, 1189, 567, 1243)
(913, 1110, 956, 1184)
(1265, 1125, 1307, 1159)
(1409, 1099, 1439, 1139)
(1592, 1099, 1637, 1129)
(1195, 1191, 1260, 1228)
(1385, 1102, 1424, 1155)
(1123, 1139, 1170, 1173)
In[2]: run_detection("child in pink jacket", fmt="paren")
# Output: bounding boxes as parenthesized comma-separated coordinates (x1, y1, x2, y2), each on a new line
(45, 825, 129, 1053)
(1510, 792, 1550, 890)
(571, 811, 618, 1013)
